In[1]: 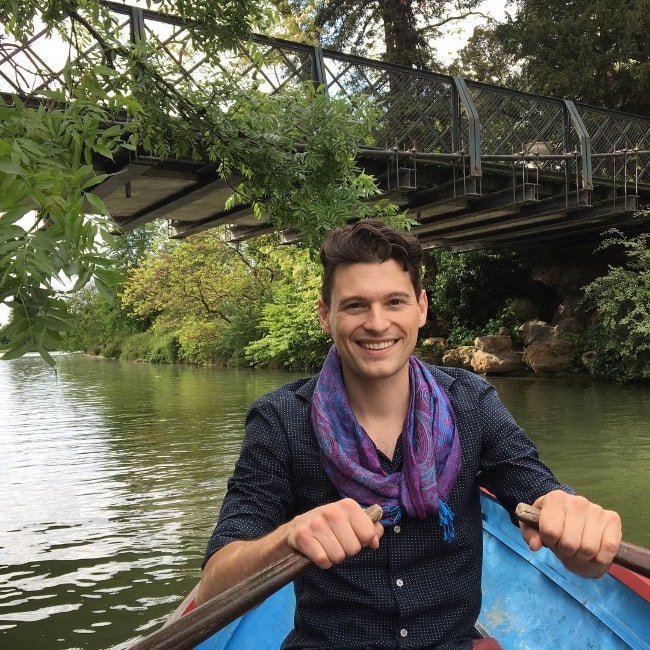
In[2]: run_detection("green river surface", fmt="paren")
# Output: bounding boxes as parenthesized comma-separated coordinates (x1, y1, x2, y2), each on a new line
(1, 353, 648, 649)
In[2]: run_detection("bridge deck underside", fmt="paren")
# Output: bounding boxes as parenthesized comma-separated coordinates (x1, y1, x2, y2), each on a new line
(98, 149, 649, 253)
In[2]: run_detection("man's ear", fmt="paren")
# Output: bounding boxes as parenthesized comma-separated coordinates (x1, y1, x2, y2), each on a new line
(318, 297, 331, 333)
(418, 289, 428, 328)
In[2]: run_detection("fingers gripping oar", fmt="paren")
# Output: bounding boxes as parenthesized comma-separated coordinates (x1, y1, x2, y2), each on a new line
(127, 504, 383, 650)
(515, 503, 650, 579)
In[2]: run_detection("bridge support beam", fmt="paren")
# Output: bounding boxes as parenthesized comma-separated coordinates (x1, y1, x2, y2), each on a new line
(564, 100, 593, 191)
(452, 76, 481, 178)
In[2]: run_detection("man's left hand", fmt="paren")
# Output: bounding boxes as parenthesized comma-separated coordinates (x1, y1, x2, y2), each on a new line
(519, 490, 622, 578)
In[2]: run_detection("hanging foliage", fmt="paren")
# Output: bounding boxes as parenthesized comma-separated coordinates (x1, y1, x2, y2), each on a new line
(0, 0, 390, 363)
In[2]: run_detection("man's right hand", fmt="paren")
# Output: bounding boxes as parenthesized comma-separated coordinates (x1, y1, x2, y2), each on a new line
(286, 498, 384, 569)
(197, 498, 383, 605)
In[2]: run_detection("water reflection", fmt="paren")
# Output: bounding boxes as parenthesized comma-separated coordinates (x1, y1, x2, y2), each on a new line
(1, 354, 299, 649)
(0, 355, 648, 649)
(489, 374, 650, 542)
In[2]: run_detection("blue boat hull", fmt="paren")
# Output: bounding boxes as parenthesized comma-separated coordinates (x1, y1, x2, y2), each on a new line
(480, 493, 649, 649)
(192, 493, 650, 649)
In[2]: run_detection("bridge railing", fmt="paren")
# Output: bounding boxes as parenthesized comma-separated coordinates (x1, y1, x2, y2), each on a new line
(2, 1, 650, 193)
(575, 104, 650, 188)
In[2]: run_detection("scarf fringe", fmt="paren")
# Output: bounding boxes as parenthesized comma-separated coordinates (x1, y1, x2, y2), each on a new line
(438, 499, 455, 541)
(381, 504, 402, 526)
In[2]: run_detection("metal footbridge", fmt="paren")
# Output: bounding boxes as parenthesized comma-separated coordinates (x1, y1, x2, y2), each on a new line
(3, 2, 650, 251)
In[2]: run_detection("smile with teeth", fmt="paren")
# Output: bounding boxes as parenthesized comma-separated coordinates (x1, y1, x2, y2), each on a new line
(360, 340, 396, 350)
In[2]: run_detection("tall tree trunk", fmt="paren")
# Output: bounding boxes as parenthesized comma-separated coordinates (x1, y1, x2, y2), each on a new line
(380, 0, 428, 68)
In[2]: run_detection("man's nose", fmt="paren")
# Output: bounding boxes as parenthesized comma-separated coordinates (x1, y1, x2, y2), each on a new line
(364, 305, 389, 331)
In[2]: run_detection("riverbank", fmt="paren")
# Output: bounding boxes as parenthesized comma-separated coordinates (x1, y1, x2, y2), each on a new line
(419, 318, 584, 377)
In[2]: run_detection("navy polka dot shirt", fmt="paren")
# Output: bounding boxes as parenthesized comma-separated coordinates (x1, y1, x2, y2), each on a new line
(204, 365, 570, 649)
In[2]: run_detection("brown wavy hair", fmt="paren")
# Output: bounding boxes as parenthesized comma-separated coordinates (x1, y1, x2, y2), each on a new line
(319, 219, 423, 307)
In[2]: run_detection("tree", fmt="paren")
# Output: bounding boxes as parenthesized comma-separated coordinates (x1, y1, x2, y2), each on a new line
(0, 94, 126, 364)
(491, 0, 650, 113)
(449, 23, 521, 87)
(61, 285, 139, 355)
(244, 245, 330, 369)
(120, 231, 281, 364)
(105, 221, 168, 271)
(273, 0, 485, 70)
(0, 0, 388, 364)
(426, 248, 529, 344)
(122, 232, 276, 328)
(60, 222, 167, 354)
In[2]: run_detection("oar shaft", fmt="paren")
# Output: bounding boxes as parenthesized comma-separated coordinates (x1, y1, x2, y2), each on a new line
(515, 503, 650, 579)
(129, 553, 311, 650)
(127, 504, 383, 650)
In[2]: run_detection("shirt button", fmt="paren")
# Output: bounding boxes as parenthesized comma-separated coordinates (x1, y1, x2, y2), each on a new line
(400, 628, 408, 638)
(394, 525, 401, 533)
(396, 578, 404, 587)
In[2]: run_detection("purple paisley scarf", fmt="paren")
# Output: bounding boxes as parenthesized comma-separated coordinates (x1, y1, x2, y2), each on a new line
(311, 346, 462, 539)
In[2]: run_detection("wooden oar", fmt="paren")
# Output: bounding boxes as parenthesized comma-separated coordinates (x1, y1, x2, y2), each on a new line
(127, 504, 383, 650)
(515, 503, 650, 579)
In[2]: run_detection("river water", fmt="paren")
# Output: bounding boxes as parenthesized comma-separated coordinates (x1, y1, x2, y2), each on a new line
(1, 353, 648, 649)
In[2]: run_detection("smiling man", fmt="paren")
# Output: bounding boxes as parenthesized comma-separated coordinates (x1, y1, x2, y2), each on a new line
(197, 219, 621, 649)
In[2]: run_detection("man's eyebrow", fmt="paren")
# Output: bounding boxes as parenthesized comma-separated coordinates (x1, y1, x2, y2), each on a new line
(338, 294, 365, 304)
(339, 291, 412, 303)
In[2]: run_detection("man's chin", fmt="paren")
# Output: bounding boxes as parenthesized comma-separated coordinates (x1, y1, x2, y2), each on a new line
(351, 360, 404, 382)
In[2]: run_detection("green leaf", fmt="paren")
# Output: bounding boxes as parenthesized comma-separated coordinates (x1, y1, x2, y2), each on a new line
(95, 276, 115, 305)
(0, 240, 24, 259)
(72, 268, 93, 291)
(1, 341, 35, 360)
(84, 192, 110, 215)
(41, 315, 72, 332)
(81, 173, 110, 190)
(27, 252, 58, 277)
(0, 160, 26, 176)
(36, 347, 57, 369)
(39, 89, 67, 103)
(0, 206, 33, 225)
(93, 144, 115, 160)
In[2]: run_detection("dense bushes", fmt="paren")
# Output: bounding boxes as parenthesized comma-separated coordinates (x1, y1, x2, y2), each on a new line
(244, 258, 330, 370)
(425, 249, 530, 344)
(580, 230, 650, 382)
(119, 331, 179, 364)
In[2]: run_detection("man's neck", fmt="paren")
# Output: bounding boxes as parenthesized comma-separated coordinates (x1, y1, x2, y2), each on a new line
(343, 370, 410, 460)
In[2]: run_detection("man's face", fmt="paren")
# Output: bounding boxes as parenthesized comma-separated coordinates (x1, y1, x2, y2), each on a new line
(318, 259, 427, 385)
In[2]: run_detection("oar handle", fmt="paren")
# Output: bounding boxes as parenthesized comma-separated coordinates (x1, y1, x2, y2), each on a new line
(126, 504, 383, 650)
(515, 503, 650, 579)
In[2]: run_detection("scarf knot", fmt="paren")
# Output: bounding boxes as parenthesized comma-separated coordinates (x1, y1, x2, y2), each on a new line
(311, 346, 461, 540)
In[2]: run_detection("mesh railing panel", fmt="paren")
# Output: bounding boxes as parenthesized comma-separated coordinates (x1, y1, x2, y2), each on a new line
(321, 53, 458, 154)
(464, 83, 570, 170)
(575, 105, 650, 186)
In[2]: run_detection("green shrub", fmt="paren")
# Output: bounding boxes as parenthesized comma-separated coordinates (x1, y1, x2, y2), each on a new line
(120, 332, 155, 362)
(245, 260, 330, 370)
(103, 341, 122, 359)
(144, 331, 180, 364)
(426, 249, 527, 339)
(118, 330, 179, 363)
(581, 230, 650, 382)
(177, 320, 224, 365)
